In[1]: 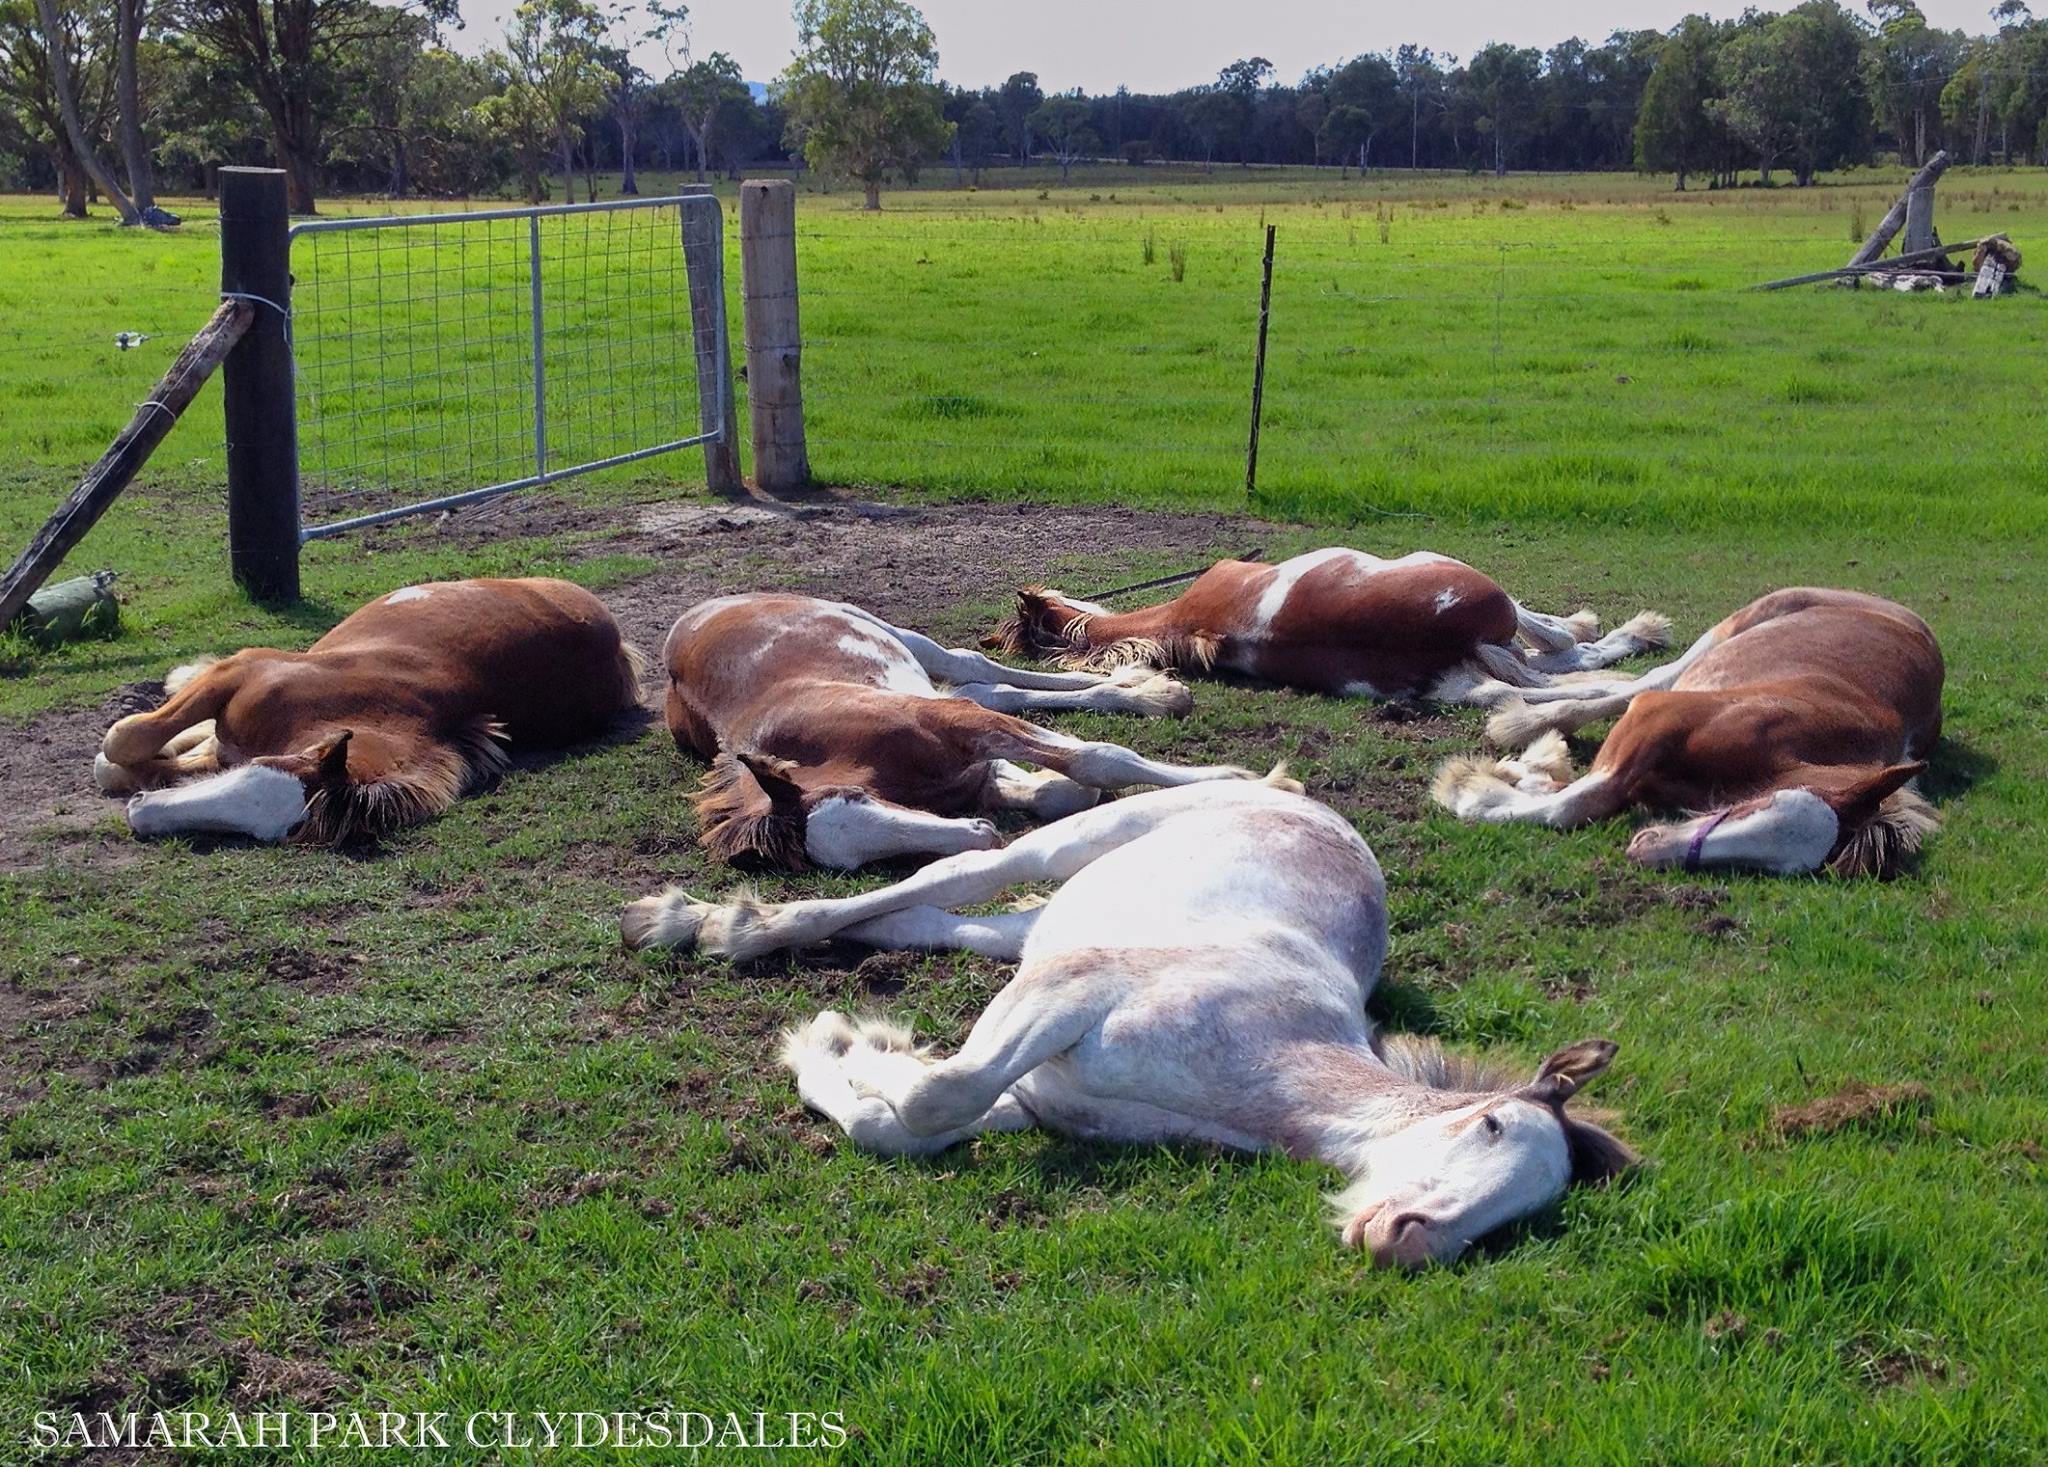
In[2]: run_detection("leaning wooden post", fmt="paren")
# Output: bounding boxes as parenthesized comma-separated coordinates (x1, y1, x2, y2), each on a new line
(1847, 151, 1950, 269)
(0, 301, 252, 628)
(740, 180, 811, 494)
(682, 195, 745, 497)
(1902, 173, 1940, 255)
(218, 166, 301, 603)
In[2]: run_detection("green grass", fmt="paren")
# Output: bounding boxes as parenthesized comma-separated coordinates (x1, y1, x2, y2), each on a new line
(3, 170, 2047, 1462)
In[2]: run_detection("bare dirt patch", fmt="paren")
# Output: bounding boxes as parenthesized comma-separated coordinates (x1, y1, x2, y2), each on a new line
(0, 678, 160, 869)
(595, 495, 1279, 661)
(1773, 1082, 1934, 1139)
(0, 494, 1276, 870)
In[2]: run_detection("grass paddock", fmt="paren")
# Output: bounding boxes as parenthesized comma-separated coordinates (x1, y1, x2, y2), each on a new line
(2, 170, 2046, 1462)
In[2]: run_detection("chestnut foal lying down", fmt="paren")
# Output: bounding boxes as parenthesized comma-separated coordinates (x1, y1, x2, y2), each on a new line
(1433, 588, 1943, 877)
(658, 593, 1269, 871)
(621, 778, 1636, 1267)
(97, 577, 644, 843)
(987, 546, 1670, 701)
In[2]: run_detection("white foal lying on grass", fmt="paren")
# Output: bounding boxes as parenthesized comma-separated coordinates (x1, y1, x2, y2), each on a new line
(622, 779, 1636, 1267)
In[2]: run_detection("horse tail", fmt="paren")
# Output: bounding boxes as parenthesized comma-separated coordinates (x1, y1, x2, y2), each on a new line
(616, 638, 653, 708)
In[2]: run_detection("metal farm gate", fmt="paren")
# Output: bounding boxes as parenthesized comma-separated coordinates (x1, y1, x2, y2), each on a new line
(286, 193, 733, 540)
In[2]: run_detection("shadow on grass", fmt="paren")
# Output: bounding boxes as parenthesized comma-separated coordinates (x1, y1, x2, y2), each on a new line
(1920, 734, 1995, 806)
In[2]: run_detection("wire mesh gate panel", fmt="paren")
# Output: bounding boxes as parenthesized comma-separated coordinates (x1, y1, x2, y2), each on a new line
(288, 194, 727, 540)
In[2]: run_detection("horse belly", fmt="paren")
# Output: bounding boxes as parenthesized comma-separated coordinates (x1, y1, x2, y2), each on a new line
(1260, 561, 1514, 696)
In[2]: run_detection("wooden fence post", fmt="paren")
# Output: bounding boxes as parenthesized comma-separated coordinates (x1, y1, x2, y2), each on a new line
(1847, 151, 1950, 269)
(682, 195, 745, 497)
(218, 166, 301, 603)
(740, 180, 810, 494)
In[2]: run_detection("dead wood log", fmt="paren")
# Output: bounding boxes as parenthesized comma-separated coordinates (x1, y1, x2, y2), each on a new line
(1752, 236, 2004, 291)
(1848, 151, 1951, 268)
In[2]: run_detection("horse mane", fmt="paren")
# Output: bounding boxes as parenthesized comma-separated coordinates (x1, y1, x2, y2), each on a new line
(293, 718, 509, 845)
(691, 752, 808, 871)
(986, 587, 1221, 675)
(1055, 632, 1222, 676)
(1371, 1032, 1519, 1095)
(1828, 785, 1940, 879)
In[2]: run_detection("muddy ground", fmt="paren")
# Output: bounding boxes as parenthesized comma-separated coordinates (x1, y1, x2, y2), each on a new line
(0, 493, 1281, 868)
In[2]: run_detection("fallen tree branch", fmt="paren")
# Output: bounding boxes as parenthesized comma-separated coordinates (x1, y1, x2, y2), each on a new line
(1751, 236, 2005, 292)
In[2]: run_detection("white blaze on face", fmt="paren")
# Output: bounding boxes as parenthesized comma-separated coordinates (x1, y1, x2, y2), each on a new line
(125, 764, 309, 842)
(1336, 1097, 1571, 1266)
(385, 586, 432, 604)
(802, 794, 1002, 869)
(1628, 789, 1838, 874)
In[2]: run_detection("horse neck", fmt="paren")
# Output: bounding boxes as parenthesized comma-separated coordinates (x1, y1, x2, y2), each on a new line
(1071, 599, 1182, 648)
(1272, 1041, 1485, 1176)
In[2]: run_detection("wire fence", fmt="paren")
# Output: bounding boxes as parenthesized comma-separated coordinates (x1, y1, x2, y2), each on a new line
(3, 198, 2041, 541)
(288, 194, 726, 536)
(786, 217, 2045, 520)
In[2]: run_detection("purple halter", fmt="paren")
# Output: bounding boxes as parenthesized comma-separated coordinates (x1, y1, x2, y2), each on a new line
(1683, 807, 1735, 872)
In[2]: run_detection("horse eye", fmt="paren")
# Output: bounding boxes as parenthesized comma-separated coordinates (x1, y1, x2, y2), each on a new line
(1482, 1113, 1504, 1138)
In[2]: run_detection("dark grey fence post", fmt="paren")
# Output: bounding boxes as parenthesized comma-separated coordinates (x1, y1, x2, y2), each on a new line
(218, 166, 300, 602)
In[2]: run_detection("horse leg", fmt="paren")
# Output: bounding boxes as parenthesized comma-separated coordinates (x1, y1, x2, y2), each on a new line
(833, 606, 1117, 692)
(976, 717, 1271, 794)
(100, 660, 244, 767)
(94, 721, 225, 794)
(1512, 600, 1601, 652)
(839, 903, 1043, 960)
(1521, 612, 1672, 674)
(780, 1012, 1037, 1156)
(1481, 625, 1728, 746)
(1432, 747, 1625, 828)
(623, 781, 1236, 957)
(982, 759, 1099, 820)
(948, 667, 1192, 718)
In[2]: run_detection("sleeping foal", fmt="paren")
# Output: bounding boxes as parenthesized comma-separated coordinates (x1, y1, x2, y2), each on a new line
(621, 779, 1635, 1266)
(987, 547, 1670, 701)
(660, 593, 1269, 870)
(1433, 588, 1943, 876)
(97, 577, 644, 843)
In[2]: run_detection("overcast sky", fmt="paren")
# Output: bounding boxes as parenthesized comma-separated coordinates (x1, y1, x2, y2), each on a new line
(452, 0, 2008, 91)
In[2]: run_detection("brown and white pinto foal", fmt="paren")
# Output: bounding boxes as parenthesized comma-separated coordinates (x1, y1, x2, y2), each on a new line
(1433, 588, 1943, 876)
(622, 779, 1636, 1267)
(657, 592, 1269, 872)
(97, 577, 644, 843)
(987, 547, 1670, 702)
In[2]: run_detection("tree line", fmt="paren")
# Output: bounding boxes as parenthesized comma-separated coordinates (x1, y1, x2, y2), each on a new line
(4, 0, 2048, 219)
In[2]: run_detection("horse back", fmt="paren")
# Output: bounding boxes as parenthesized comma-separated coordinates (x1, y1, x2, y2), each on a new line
(1679, 595, 1943, 749)
(664, 593, 931, 736)
(311, 577, 636, 746)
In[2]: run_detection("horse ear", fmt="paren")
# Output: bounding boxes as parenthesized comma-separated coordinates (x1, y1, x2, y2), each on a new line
(985, 588, 1051, 651)
(1563, 1115, 1640, 1186)
(734, 750, 807, 812)
(1832, 762, 1926, 823)
(1521, 1038, 1618, 1105)
(312, 729, 352, 788)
